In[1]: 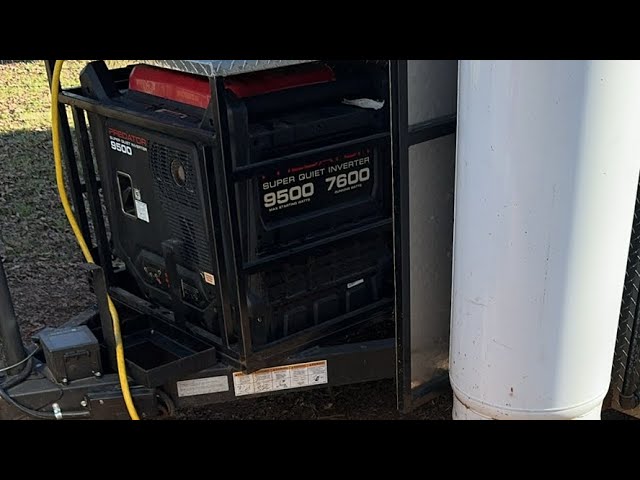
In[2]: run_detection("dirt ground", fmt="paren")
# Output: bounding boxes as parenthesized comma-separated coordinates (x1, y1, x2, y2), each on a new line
(0, 60, 633, 420)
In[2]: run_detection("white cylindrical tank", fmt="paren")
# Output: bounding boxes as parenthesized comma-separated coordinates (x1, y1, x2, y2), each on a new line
(450, 60, 640, 420)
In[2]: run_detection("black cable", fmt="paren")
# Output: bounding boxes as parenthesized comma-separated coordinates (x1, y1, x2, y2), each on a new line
(0, 358, 56, 419)
(0, 358, 90, 419)
(0, 358, 33, 389)
(0, 346, 41, 373)
(0, 384, 57, 419)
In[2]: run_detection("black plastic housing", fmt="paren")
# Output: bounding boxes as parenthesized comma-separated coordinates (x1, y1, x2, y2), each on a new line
(81, 60, 393, 371)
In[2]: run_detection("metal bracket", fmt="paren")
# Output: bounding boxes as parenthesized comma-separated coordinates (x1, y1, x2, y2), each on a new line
(162, 240, 187, 327)
(84, 264, 115, 362)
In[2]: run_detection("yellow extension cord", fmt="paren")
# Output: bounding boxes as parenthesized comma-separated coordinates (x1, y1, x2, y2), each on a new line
(51, 60, 140, 420)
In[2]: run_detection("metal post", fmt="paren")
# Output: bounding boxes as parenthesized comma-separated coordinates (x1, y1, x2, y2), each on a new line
(0, 258, 26, 374)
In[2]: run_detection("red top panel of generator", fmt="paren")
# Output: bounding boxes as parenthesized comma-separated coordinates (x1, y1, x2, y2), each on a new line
(129, 63, 335, 109)
(129, 65, 212, 109)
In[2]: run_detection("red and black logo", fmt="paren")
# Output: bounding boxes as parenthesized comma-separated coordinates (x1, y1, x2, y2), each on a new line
(108, 128, 148, 147)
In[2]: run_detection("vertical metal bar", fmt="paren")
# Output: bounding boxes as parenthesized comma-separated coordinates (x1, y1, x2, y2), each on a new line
(44, 61, 92, 243)
(61, 111, 91, 242)
(390, 60, 413, 412)
(201, 146, 232, 347)
(71, 107, 113, 280)
(86, 264, 115, 363)
(62, 114, 92, 243)
(208, 77, 254, 364)
(44, 60, 56, 86)
(0, 258, 26, 374)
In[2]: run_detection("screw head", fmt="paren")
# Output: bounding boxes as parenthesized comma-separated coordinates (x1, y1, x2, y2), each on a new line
(80, 400, 88, 407)
(99, 399, 104, 405)
(94, 371, 102, 377)
(62, 378, 68, 384)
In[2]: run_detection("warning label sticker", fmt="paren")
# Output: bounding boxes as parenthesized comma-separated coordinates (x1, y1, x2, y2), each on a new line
(134, 200, 150, 223)
(177, 376, 230, 397)
(233, 360, 328, 397)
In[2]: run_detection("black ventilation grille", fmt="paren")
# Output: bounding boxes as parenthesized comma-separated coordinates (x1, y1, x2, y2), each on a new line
(248, 233, 393, 345)
(148, 141, 213, 273)
(260, 235, 390, 304)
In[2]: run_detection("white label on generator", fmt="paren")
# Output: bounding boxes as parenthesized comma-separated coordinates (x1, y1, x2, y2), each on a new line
(203, 272, 216, 285)
(347, 278, 364, 289)
(177, 376, 230, 397)
(134, 200, 150, 223)
(232, 360, 328, 397)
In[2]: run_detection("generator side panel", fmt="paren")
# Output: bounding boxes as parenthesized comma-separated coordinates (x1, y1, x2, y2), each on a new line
(87, 112, 225, 337)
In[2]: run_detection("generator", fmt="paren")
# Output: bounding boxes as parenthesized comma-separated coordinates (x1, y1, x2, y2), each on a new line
(78, 60, 394, 376)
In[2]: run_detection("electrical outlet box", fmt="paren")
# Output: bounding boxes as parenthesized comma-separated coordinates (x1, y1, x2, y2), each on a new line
(39, 326, 102, 383)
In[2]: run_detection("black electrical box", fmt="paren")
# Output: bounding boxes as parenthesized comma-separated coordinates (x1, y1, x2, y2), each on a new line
(39, 326, 102, 383)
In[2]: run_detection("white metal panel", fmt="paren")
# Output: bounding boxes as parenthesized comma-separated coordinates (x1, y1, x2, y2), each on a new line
(407, 61, 458, 126)
(409, 134, 456, 387)
(450, 60, 640, 419)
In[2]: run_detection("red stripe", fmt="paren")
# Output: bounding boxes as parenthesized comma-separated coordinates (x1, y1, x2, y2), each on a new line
(224, 63, 335, 98)
(129, 65, 211, 109)
(129, 63, 336, 109)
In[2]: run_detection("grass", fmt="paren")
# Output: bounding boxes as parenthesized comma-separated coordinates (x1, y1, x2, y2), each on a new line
(0, 60, 135, 133)
(0, 61, 134, 259)
(1, 61, 78, 260)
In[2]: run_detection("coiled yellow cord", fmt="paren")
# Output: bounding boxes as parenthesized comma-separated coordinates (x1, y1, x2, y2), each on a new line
(51, 60, 140, 420)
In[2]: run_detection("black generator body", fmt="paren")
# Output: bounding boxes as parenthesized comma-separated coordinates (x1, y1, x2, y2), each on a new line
(81, 60, 393, 373)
